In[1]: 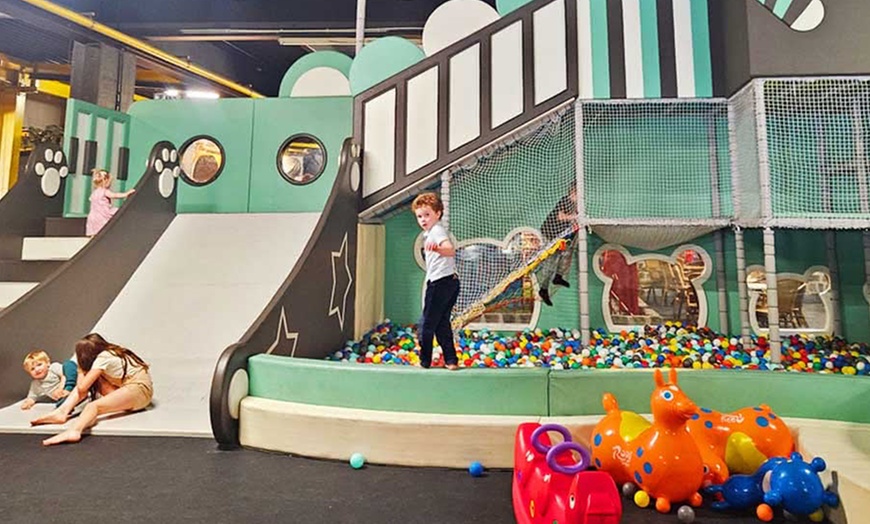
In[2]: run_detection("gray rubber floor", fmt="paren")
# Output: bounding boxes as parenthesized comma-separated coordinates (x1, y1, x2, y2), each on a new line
(0, 434, 823, 524)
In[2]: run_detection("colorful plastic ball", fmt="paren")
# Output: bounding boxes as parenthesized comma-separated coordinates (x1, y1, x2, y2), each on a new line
(756, 503, 774, 522)
(349, 452, 366, 469)
(468, 461, 484, 477)
(677, 505, 695, 523)
(621, 482, 638, 499)
(633, 490, 650, 508)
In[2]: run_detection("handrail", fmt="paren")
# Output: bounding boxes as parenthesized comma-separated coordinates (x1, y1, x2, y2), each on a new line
(353, 0, 577, 213)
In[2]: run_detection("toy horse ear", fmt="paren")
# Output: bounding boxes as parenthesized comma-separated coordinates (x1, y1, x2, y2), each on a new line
(654, 369, 664, 387)
(669, 367, 678, 385)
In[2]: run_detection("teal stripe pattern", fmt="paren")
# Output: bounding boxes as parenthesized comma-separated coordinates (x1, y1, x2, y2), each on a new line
(773, 0, 794, 18)
(589, 0, 611, 99)
(689, 0, 713, 97)
(638, 0, 661, 98)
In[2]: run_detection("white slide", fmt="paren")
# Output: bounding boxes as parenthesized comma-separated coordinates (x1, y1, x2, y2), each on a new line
(0, 213, 320, 437)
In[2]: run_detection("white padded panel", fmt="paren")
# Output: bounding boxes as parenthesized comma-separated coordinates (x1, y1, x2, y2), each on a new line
(0, 282, 38, 308)
(21, 237, 90, 261)
(672, 0, 696, 97)
(422, 0, 500, 56)
(405, 67, 439, 174)
(621, 0, 644, 98)
(240, 397, 533, 468)
(533, 0, 567, 104)
(95, 117, 109, 170)
(448, 45, 481, 151)
(362, 89, 396, 198)
(490, 21, 524, 128)
(290, 67, 352, 97)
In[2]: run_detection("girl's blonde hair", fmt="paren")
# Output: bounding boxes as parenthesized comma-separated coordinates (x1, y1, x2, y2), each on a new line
(91, 169, 112, 189)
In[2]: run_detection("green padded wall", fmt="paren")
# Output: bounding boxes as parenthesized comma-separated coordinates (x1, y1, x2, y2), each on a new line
(384, 210, 425, 326)
(127, 99, 255, 213)
(586, 232, 725, 333)
(62, 99, 131, 217)
(247, 357, 870, 424)
(548, 369, 870, 424)
(836, 231, 870, 342)
(248, 97, 352, 213)
(248, 355, 550, 416)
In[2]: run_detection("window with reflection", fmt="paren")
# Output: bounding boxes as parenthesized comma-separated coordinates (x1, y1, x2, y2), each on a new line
(596, 247, 709, 330)
(277, 135, 326, 185)
(179, 136, 224, 185)
(747, 267, 832, 333)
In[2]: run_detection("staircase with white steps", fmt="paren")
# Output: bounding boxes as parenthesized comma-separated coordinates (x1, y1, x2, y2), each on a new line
(0, 217, 89, 309)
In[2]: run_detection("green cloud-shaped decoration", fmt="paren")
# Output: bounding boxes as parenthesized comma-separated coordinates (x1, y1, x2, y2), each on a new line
(349, 37, 426, 96)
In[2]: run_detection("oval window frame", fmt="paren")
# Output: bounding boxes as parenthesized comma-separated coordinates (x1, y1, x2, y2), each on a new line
(178, 135, 226, 187)
(276, 134, 327, 186)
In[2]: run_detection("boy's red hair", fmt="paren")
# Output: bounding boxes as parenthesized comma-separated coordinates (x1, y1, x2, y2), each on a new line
(412, 192, 443, 214)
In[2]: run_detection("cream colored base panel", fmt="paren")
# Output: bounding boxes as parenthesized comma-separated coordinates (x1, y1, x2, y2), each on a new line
(239, 397, 537, 468)
(788, 418, 870, 524)
(240, 399, 870, 521)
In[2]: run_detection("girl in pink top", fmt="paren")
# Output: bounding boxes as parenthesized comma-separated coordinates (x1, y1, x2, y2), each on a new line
(86, 169, 135, 236)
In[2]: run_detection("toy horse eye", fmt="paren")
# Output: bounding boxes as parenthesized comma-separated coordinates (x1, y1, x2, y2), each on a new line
(569, 494, 576, 509)
(703, 465, 710, 474)
(661, 390, 674, 401)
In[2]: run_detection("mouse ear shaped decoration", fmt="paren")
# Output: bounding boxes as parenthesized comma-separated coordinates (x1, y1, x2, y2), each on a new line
(146, 141, 180, 198)
(25, 143, 69, 197)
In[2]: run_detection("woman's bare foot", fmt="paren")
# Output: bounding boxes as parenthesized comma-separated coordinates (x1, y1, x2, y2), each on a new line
(30, 409, 69, 426)
(42, 429, 82, 446)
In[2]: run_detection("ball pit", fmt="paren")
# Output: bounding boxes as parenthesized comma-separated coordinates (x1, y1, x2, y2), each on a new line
(328, 320, 870, 376)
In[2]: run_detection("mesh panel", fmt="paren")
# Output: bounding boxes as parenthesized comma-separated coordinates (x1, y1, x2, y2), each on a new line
(580, 99, 732, 221)
(448, 108, 576, 328)
(730, 81, 763, 223)
(762, 77, 870, 220)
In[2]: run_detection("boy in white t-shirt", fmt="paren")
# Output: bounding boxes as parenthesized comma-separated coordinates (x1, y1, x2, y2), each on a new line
(412, 192, 460, 370)
(20, 350, 77, 410)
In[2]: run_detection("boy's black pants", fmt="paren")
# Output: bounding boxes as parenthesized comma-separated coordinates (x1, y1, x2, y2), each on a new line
(419, 275, 460, 368)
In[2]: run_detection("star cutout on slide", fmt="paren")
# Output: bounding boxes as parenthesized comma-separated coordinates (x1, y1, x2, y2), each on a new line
(267, 307, 299, 357)
(328, 232, 353, 330)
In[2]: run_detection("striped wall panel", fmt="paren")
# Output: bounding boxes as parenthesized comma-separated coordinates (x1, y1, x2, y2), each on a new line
(577, 0, 713, 99)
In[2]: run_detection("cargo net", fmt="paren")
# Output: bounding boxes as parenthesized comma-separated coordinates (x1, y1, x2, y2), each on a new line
(580, 99, 732, 250)
(760, 77, 870, 224)
(447, 108, 576, 329)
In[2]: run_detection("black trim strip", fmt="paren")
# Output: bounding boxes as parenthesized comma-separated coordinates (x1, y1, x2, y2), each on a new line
(522, 12, 535, 112)
(68, 137, 79, 174)
(83, 140, 98, 175)
(480, 36, 493, 133)
(656, 0, 678, 98)
(606, 0, 627, 99)
(117, 147, 130, 181)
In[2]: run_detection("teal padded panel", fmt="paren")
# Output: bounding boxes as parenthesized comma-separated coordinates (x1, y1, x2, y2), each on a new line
(248, 355, 550, 416)
(127, 99, 255, 213)
(248, 97, 352, 213)
(549, 369, 870, 424)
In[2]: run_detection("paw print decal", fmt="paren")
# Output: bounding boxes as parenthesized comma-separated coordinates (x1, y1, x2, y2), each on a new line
(147, 141, 180, 198)
(25, 143, 69, 197)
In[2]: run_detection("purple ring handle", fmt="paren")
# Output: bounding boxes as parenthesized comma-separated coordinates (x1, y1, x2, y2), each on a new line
(531, 424, 573, 454)
(546, 441, 591, 476)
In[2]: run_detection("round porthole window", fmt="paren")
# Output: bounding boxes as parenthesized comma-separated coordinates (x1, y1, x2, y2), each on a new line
(179, 136, 225, 186)
(277, 134, 326, 185)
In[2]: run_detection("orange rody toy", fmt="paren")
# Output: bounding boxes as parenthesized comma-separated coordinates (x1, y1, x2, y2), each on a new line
(686, 403, 794, 480)
(590, 368, 705, 513)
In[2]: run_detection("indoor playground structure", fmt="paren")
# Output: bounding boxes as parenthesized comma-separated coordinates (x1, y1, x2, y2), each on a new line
(1, 0, 870, 523)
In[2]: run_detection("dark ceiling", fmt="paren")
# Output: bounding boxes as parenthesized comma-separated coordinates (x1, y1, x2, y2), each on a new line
(0, 0, 499, 97)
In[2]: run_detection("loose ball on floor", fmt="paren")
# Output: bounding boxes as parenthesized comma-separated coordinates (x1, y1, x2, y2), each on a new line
(349, 453, 366, 469)
(468, 461, 484, 477)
